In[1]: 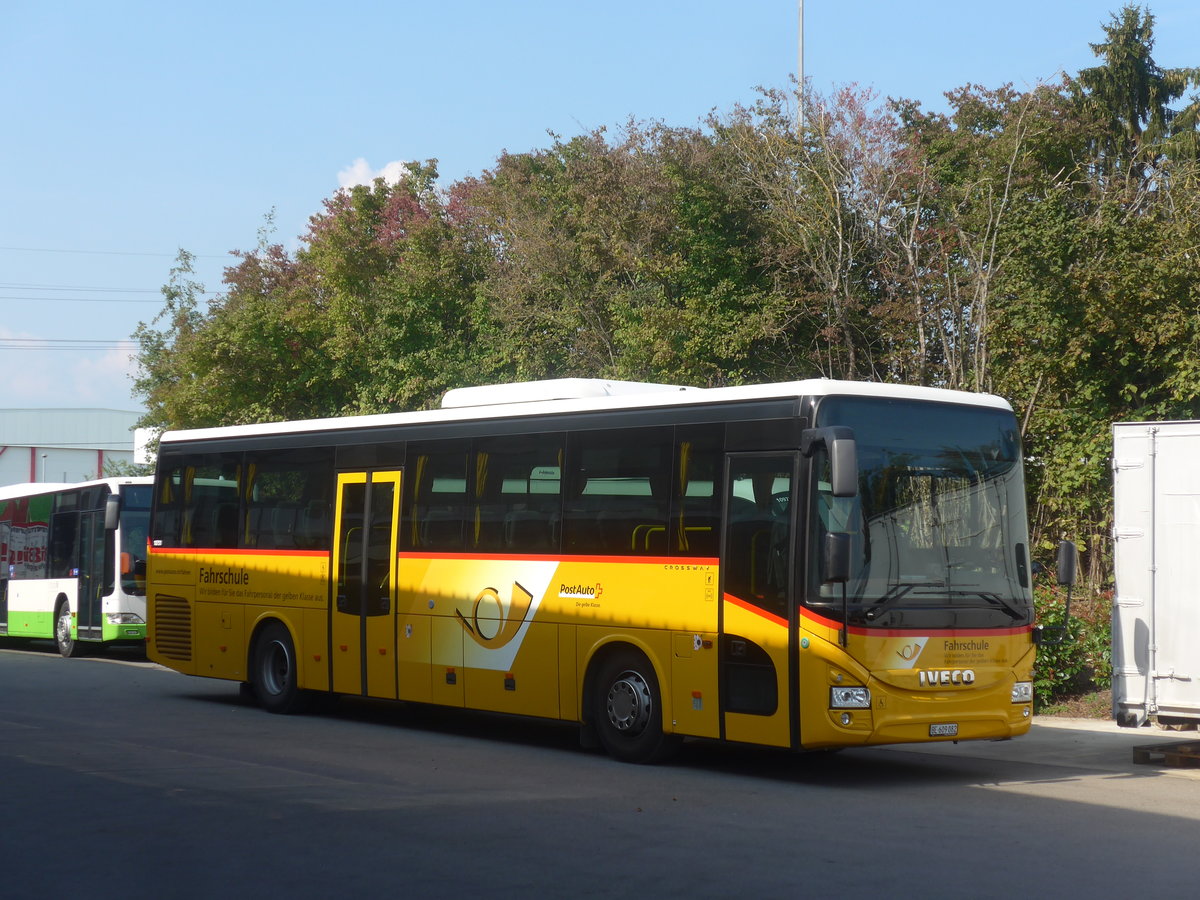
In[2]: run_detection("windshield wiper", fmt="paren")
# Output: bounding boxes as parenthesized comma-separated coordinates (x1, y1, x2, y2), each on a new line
(863, 582, 927, 620)
(946, 590, 1028, 621)
(862, 584, 1027, 622)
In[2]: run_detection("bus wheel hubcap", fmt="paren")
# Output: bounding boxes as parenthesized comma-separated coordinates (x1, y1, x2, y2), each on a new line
(263, 641, 289, 694)
(607, 670, 651, 733)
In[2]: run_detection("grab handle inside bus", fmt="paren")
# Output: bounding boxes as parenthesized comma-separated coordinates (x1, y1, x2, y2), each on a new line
(801, 426, 858, 497)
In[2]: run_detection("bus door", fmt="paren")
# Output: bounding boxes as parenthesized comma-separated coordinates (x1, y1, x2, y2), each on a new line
(719, 453, 799, 749)
(331, 471, 401, 699)
(75, 507, 107, 642)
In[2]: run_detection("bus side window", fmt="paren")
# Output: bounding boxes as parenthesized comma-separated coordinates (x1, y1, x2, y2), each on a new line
(194, 484, 241, 549)
(244, 448, 334, 550)
(405, 441, 469, 552)
(152, 468, 184, 548)
(160, 454, 243, 550)
(473, 433, 564, 554)
(49, 511, 79, 578)
(671, 425, 723, 558)
(726, 458, 794, 616)
(563, 427, 672, 556)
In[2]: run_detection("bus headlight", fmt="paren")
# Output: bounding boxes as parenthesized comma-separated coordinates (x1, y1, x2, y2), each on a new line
(1011, 682, 1033, 703)
(830, 686, 871, 709)
(106, 613, 145, 625)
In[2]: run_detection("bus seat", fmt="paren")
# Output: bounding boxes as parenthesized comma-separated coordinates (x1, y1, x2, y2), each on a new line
(295, 501, 329, 549)
(212, 503, 238, 548)
(505, 508, 558, 552)
(420, 508, 464, 550)
(271, 504, 301, 549)
(471, 504, 505, 551)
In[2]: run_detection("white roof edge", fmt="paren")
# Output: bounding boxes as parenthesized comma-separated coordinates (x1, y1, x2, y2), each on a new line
(160, 379, 1012, 445)
(441, 378, 700, 409)
(0, 476, 152, 503)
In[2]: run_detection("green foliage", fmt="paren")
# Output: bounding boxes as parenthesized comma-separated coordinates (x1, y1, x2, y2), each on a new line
(1033, 584, 1113, 708)
(467, 123, 787, 386)
(102, 459, 154, 478)
(132, 248, 210, 431)
(134, 168, 497, 430)
(1076, 4, 1200, 168)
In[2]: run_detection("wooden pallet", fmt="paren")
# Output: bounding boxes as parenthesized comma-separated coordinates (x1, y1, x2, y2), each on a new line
(1133, 741, 1200, 767)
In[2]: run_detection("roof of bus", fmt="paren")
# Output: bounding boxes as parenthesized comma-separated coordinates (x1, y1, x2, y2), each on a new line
(0, 477, 152, 503)
(159, 379, 1013, 446)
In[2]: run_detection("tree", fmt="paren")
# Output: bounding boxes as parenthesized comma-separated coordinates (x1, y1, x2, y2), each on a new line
(296, 162, 494, 413)
(132, 249, 213, 431)
(1077, 4, 1200, 171)
(132, 166, 494, 429)
(717, 86, 915, 382)
(467, 122, 787, 386)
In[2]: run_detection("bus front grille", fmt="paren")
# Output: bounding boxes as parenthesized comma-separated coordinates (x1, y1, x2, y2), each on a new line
(153, 594, 192, 661)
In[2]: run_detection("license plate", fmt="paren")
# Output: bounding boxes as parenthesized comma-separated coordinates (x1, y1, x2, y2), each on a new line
(930, 723, 958, 737)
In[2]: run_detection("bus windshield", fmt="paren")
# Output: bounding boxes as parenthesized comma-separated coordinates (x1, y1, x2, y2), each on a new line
(809, 396, 1032, 629)
(120, 484, 152, 596)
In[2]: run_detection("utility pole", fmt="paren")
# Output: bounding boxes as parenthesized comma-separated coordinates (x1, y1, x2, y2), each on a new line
(797, 0, 804, 138)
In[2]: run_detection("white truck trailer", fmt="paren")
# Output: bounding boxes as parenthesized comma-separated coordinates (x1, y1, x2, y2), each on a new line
(1112, 420, 1200, 728)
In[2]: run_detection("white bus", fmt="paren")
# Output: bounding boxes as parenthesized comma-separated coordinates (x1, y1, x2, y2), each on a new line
(0, 477, 152, 656)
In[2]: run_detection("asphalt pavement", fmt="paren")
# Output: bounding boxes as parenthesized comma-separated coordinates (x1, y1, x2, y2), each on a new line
(31, 648, 1200, 778)
(878, 714, 1200, 778)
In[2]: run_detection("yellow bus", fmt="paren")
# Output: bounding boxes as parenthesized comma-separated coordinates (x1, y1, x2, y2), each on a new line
(147, 379, 1036, 762)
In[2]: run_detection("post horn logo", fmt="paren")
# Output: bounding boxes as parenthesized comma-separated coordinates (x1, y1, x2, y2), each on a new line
(896, 642, 923, 662)
(456, 582, 535, 649)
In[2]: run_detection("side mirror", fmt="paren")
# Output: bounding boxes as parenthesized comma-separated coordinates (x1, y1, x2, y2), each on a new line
(1037, 540, 1078, 647)
(1056, 540, 1078, 587)
(802, 426, 858, 498)
(823, 532, 851, 584)
(104, 494, 121, 531)
(823, 531, 853, 647)
(829, 436, 858, 498)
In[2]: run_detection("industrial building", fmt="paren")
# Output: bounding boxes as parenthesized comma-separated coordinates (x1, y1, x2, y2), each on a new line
(0, 409, 141, 488)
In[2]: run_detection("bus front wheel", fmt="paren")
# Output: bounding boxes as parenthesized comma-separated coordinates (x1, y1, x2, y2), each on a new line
(251, 622, 307, 714)
(55, 600, 82, 658)
(592, 649, 679, 764)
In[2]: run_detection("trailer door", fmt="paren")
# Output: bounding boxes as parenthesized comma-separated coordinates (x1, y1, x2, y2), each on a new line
(1113, 422, 1200, 726)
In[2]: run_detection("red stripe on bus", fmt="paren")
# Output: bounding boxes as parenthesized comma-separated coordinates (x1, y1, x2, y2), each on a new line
(717, 603, 1033, 639)
(723, 593, 788, 628)
(798, 606, 1031, 638)
(397, 552, 720, 566)
(800, 607, 843, 630)
(148, 546, 329, 558)
(854, 625, 1033, 638)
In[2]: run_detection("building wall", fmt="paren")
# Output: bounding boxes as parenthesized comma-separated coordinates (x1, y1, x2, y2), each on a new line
(0, 409, 140, 488)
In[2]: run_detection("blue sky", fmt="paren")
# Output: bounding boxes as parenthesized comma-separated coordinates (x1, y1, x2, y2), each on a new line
(2, 0, 1197, 412)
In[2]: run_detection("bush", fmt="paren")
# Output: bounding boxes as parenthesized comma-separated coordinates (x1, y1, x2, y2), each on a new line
(1032, 583, 1112, 709)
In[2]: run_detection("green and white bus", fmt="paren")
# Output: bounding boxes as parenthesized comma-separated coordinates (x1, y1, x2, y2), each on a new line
(0, 477, 152, 656)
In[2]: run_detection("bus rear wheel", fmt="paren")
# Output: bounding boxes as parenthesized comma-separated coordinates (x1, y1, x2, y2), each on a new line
(592, 649, 679, 764)
(251, 622, 307, 714)
(55, 600, 82, 658)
